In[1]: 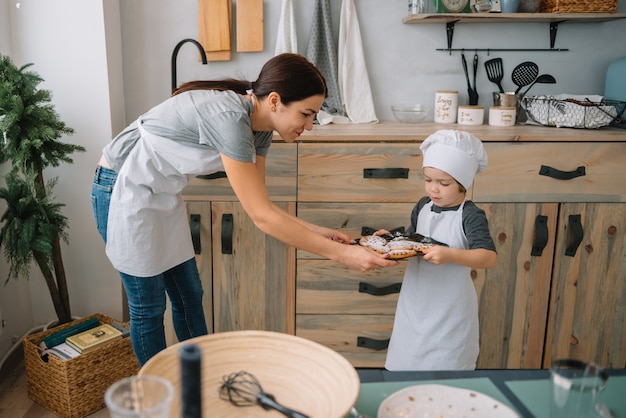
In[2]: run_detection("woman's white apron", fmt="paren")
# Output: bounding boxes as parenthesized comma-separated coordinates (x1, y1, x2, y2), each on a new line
(106, 120, 225, 277)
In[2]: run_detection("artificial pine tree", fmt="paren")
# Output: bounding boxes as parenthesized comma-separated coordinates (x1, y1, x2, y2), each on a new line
(0, 54, 85, 325)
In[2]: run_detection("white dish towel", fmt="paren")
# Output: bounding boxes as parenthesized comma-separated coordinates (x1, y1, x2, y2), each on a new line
(274, 0, 297, 55)
(338, 0, 378, 124)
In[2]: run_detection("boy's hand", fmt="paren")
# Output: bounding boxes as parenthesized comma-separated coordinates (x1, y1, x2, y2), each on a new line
(422, 245, 448, 265)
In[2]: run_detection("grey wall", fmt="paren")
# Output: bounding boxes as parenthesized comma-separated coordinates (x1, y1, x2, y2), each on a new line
(0, 0, 625, 363)
(119, 0, 626, 123)
(0, 0, 125, 362)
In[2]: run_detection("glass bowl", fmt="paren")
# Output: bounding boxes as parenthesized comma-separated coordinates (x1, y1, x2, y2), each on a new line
(391, 104, 430, 123)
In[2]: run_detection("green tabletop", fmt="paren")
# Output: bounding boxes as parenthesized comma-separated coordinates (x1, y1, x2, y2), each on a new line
(355, 377, 520, 417)
(506, 375, 626, 418)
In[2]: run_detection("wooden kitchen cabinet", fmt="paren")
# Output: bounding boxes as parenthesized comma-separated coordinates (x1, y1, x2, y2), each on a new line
(473, 142, 626, 369)
(295, 143, 424, 367)
(173, 123, 626, 371)
(294, 125, 626, 370)
(164, 144, 297, 345)
(296, 203, 414, 367)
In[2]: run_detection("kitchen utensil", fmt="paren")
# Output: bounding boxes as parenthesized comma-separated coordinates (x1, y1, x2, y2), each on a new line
(512, 61, 539, 94)
(139, 330, 360, 418)
(461, 52, 473, 104)
(484, 58, 505, 93)
(390, 104, 430, 123)
(550, 359, 608, 418)
(378, 384, 518, 418)
(198, 0, 233, 61)
(219, 371, 309, 418)
(403, 232, 449, 247)
(358, 230, 449, 247)
(471, 51, 479, 105)
(521, 73, 556, 95)
(105, 376, 174, 418)
(236, 0, 263, 52)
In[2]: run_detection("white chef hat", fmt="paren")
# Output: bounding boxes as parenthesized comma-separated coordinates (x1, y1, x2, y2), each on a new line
(420, 129, 488, 190)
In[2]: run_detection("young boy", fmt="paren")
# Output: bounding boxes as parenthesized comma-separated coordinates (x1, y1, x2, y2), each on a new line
(384, 129, 497, 371)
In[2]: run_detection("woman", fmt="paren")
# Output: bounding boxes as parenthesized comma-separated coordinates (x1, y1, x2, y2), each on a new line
(91, 53, 396, 365)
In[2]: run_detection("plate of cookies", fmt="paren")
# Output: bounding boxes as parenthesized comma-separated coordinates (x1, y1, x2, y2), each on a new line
(356, 232, 444, 260)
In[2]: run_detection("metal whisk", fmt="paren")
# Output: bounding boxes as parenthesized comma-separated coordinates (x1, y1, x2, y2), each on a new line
(219, 371, 310, 418)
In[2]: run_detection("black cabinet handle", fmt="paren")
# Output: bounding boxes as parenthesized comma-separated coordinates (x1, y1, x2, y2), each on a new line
(538, 165, 586, 180)
(565, 214, 584, 257)
(357, 337, 390, 351)
(361, 226, 405, 236)
(363, 168, 409, 179)
(189, 214, 201, 254)
(531, 215, 549, 256)
(196, 171, 227, 180)
(359, 282, 402, 296)
(221, 214, 233, 255)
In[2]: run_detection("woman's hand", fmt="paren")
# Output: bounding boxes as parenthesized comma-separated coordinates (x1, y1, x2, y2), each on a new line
(335, 244, 398, 272)
(313, 225, 356, 244)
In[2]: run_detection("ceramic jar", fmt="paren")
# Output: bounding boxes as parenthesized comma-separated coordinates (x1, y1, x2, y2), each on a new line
(457, 105, 484, 125)
(489, 106, 516, 126)
(434, 90, 458, 124)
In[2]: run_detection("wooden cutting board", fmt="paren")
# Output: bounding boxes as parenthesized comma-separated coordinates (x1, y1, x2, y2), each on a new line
(236, 0, 264, 52)
(198, 0, 232, 61)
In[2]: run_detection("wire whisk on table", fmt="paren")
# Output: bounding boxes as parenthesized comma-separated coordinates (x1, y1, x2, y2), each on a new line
(219, 370, 309, 418)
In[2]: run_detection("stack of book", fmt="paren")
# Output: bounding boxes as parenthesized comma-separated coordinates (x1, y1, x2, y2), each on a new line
(40, 319, 129, 361)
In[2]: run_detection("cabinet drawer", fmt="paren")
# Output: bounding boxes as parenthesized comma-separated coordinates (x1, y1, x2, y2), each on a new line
(298, 143, 423, 202)
(473, 143, 626, 202)
(297, 260, 404, 315)
(296, 202, 415, 259)
(296, 314, 393, 368)
(183, 143, 297, 201)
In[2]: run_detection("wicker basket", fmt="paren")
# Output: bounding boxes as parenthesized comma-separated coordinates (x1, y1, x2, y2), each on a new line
(539, 0, 616, 13)
(23, 313, 139, 418)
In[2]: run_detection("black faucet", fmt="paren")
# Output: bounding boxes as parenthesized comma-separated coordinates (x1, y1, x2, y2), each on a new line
(171, 38, 208, 93)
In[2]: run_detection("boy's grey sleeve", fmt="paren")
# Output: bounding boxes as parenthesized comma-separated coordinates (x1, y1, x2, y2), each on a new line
(463, 202, 496, 252)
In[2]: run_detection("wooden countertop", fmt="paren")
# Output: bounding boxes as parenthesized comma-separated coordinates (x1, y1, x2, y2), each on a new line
(276, 122, 626, 143)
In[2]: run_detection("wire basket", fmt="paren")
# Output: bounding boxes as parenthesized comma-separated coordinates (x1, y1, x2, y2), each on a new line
(522, 96, 626, 129)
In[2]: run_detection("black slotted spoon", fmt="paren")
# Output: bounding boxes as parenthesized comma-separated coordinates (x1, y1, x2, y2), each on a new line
(485, 57, 505, 93)
(512, 61, 539, 94)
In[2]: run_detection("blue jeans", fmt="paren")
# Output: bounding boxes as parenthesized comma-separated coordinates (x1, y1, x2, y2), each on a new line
(91, 166, 208, 366)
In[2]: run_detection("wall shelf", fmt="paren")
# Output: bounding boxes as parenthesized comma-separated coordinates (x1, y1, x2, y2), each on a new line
(402, 12, 626, 51)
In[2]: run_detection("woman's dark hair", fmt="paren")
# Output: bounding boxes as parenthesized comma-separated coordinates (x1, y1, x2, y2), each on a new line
(173, 53, 327, 105)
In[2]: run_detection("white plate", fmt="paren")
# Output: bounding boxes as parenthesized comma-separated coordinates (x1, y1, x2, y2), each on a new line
(377, 384, 519, 418)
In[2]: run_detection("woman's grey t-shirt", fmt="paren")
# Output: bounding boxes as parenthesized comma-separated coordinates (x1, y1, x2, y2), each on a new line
(101, 89, 274, 276)
(103, 89, 273, 172)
